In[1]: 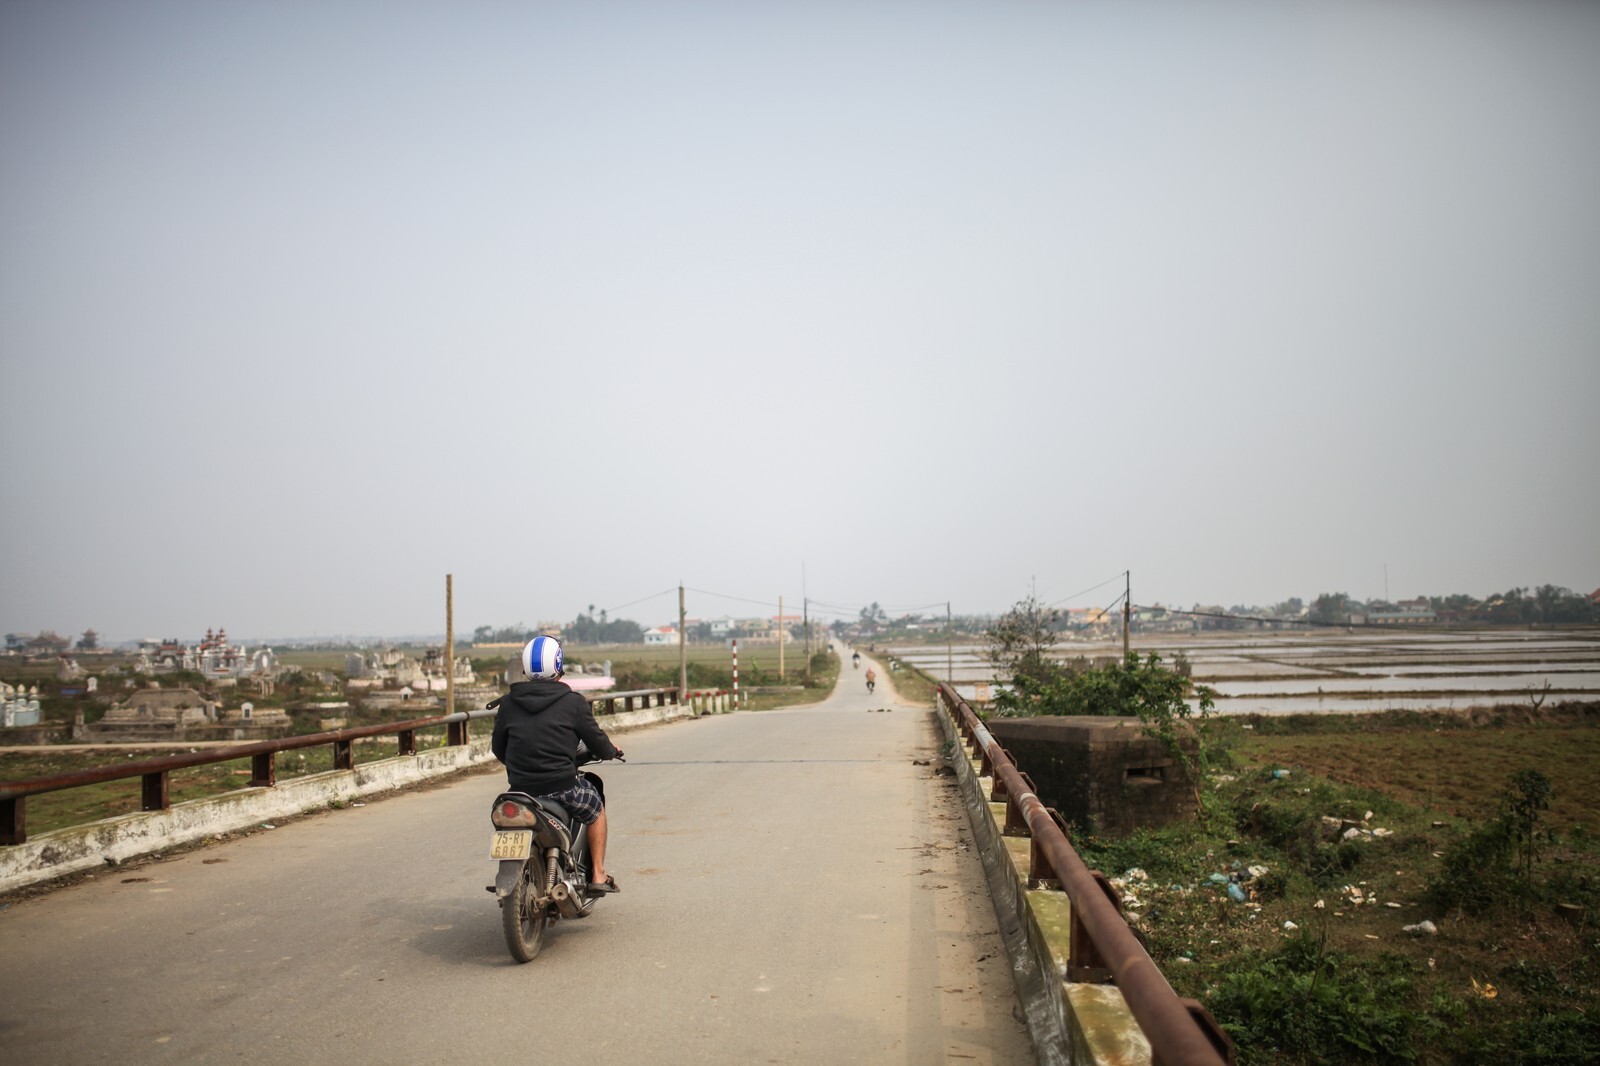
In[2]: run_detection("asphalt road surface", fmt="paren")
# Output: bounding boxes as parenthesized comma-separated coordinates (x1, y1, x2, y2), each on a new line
(0, 649, 1035, 1064)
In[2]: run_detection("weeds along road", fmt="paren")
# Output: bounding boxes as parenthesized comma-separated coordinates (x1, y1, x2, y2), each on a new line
(0, 649, 1034, 1065)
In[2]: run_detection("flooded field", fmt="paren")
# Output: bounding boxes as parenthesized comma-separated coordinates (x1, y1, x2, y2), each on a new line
(883, 627, 1600, 715)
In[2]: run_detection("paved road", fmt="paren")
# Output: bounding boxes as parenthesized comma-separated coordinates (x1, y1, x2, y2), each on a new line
(0, 649, 1034, 1065)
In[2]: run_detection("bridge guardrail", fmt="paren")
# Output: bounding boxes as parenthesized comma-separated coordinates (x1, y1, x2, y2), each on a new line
(0, 687, 684, 847)
(938, 682, 1232, 1066)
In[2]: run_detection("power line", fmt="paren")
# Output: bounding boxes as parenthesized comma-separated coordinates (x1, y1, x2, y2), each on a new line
(599, 588, 678, 614)
(685, 587, 783, 610)
(1046, 572, 1127, 608)
(1075, 589, 1128, 631)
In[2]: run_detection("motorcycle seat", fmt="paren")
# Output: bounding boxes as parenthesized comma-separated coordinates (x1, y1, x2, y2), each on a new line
(493, 791, 574, 829)
(531, 796, 575, 828)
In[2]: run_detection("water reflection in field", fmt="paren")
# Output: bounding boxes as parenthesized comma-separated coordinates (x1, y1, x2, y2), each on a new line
(885, 629, 1600, 714)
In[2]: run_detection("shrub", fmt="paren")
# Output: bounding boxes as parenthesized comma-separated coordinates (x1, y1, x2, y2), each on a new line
(1427, 817, 1517, 915)
(1426, 770, 1555, 915)
(1229, 776, 1392, 883)
(1210, 931, 1417, 1063)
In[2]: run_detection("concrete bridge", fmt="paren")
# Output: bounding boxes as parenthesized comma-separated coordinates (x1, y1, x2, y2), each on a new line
(0, 654, 1043, 1064)
(0, 651, 1228, 1064)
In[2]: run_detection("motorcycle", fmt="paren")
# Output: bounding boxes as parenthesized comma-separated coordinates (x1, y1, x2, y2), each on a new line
(866, 675, 876, 694)
(487, 735, 621, 963)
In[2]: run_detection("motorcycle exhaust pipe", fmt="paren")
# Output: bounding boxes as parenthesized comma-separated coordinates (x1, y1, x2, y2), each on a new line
(549, 880, 587, 919)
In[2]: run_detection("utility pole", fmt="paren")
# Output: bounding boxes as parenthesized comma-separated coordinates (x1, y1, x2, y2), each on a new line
(804, 596, 812, 682)
(445, 573, 455, 718)
(1123, 570, 1131, 662)
(778, 595, 785, 680)
(678, 583, 687, 701)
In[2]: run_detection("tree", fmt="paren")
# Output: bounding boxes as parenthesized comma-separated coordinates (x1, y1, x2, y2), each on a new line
(1483, 588, 1534, 625)
(1309, 593, 1350, 626)
(995, 651, 1213, 722)
(1430, 593, 1481, 623)
(984, 594, 1063, 702)
(1533, 585, 1596, 624)
(600, 618, 644, 644)
(1504, 769, 1553, 882)
(472, 625, 494, 643)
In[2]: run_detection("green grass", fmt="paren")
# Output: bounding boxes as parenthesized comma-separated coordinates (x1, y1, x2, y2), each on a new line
(566, 641, 837, 701)
(1235, 725, 1600, 832)
(875, 653, 940, 706)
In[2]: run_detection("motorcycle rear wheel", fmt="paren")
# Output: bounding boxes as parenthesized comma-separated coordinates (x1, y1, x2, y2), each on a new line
(502, 857, 551, 963)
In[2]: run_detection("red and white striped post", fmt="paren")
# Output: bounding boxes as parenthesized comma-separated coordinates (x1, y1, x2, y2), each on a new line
(731, 639, 740, 708)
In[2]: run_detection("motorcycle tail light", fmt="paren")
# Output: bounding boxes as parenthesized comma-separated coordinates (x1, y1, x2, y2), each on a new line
(502, 802, 521, 819)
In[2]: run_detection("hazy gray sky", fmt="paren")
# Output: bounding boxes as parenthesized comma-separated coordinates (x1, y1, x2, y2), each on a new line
(3, 1, 1597, 642)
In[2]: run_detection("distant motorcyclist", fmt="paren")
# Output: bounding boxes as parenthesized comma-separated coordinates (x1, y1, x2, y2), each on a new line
(865, 666, 876, 693)
(492, 636, 624, 895)
(852, 651, 861, 669)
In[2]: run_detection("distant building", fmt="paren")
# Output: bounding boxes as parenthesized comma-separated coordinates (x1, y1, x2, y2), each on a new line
(644, 625, 677, 645)
(216, 702, 289, 727)
(138, 638, 197, 673)
(25, 632, 71, 657)
(1364, 609, 1436, 625)
(101, 687, 218, 728)
(197, 627, 249, 678)
(1, 681, 41, 727)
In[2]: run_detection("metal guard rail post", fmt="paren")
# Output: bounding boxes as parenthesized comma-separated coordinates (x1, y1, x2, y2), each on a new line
(0, 687, 683, 847)
(938, 683, 1232, 1066)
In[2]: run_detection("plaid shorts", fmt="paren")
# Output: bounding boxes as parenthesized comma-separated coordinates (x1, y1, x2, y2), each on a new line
(537, 777, 604, 825)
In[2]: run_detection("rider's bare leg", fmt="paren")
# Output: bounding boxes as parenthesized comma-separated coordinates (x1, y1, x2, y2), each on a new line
(588, 807, 608, 885)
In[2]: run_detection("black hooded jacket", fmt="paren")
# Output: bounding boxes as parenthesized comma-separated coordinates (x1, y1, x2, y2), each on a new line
(491, 678, 619, 796)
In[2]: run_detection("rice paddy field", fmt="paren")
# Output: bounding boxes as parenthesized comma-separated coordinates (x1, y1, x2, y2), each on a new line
(888, 627, 1600, 716)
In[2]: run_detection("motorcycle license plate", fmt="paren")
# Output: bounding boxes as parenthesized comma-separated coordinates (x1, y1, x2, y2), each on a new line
(490, 830, 533, 860)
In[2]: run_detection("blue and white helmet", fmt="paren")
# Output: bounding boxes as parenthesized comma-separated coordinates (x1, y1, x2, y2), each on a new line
(521, 636, 563, 680)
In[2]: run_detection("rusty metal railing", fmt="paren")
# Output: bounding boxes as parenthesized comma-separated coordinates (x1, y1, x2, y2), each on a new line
(587, 687, 685, 715)
(0, 687, 681, 847)
(938, 683, 1233, 1066)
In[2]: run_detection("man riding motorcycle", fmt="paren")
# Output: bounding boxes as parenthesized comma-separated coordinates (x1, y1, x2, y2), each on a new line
(491, 636, 624, 895)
